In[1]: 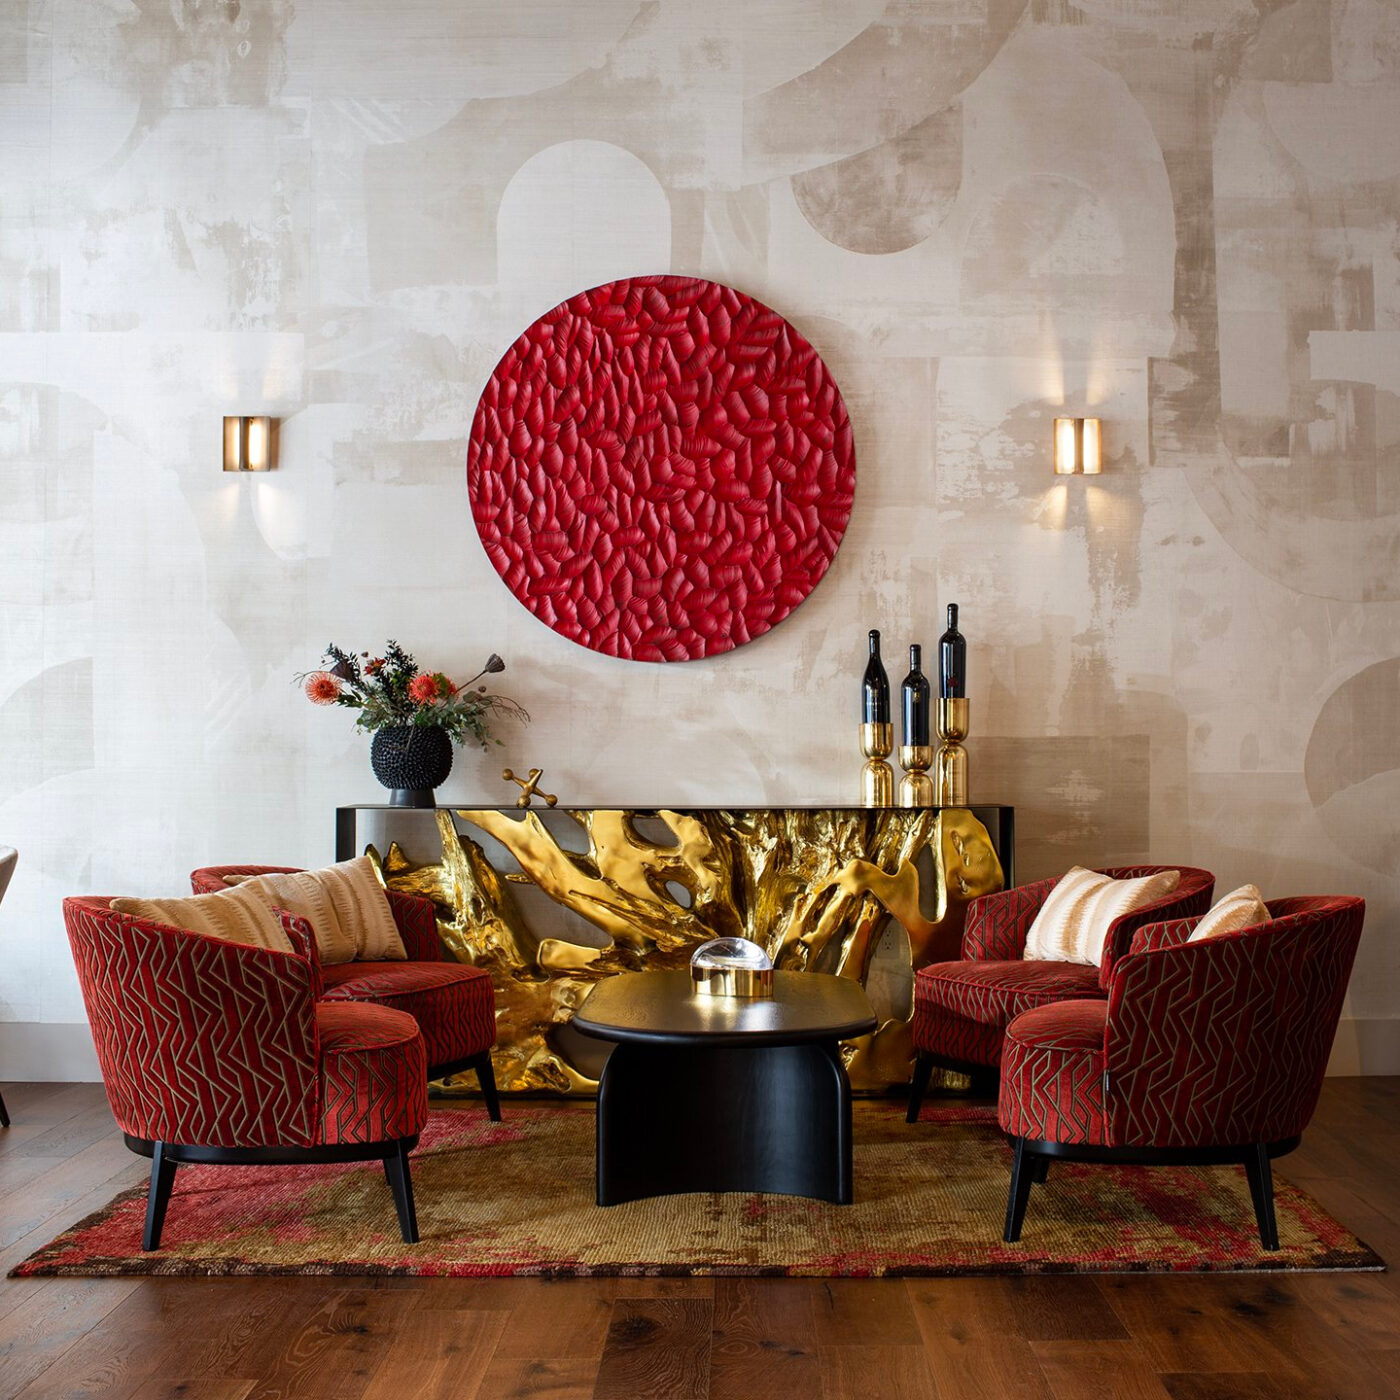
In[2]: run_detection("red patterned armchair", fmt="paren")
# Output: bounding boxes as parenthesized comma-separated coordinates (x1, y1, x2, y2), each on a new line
(63, 896, 428, 1250)
(907, 865, 1215, 1121)
(998, 895, 1365, 1249)
(190, 866, 499, 1118)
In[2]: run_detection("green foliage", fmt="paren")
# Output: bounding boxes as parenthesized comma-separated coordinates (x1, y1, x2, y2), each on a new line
(302, 641, 528, 749)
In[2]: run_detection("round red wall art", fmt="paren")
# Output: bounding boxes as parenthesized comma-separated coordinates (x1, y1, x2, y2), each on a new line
(467, 276, 856, 662)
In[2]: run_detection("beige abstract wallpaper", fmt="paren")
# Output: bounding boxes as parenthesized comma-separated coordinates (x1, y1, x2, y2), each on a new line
(1, 0, 1398, 1074)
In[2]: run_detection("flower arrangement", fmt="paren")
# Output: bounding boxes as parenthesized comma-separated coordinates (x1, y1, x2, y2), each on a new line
(300, 641, 527, 748)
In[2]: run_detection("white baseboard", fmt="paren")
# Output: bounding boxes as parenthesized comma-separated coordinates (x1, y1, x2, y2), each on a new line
(0, 1022, 101, 1082)
(1, 1018, 1396, 1084)
(1326, 1017, 1400, 1076)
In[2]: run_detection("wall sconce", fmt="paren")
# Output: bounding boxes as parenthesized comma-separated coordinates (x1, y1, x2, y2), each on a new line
(223, 416, 278, 472)
(1053, 417, 1102, 476)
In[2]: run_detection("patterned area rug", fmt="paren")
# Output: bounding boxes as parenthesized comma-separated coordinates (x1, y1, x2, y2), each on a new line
(10, 1103, 1381, 1278)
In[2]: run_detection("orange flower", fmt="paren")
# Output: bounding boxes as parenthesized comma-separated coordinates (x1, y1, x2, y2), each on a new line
(408, 672, 459, 705)
(304, 672, 341, 705)
(407, 673, 441, 704)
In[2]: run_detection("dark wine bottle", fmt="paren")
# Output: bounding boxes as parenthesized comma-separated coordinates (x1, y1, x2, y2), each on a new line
(939, 603, 965, 700)
(902, 644, 930, 747)
(862, 630, 890, 725)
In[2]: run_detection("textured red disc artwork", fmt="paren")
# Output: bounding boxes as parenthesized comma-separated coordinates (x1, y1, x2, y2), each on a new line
(467, 275, 856, 662)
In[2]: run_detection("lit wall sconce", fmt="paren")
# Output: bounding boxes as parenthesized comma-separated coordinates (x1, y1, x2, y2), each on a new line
(1053, 417, 1102, 476)
(222, 416, 278, 472)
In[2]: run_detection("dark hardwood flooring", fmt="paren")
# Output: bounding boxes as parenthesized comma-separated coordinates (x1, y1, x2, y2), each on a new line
(1, 1078, 1398, 1399)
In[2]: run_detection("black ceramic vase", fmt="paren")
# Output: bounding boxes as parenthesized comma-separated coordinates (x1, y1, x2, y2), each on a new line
(370, 725, 453, 808)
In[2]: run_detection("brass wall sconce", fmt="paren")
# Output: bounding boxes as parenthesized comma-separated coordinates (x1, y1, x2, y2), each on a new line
(1053, 417, 1101, 475)
(222, 416, 278, 472)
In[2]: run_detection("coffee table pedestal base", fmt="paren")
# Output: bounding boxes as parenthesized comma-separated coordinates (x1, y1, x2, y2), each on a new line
(595, 1040, 853, 1206)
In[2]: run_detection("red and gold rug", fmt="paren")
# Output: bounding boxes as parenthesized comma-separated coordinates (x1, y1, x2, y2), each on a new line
(10, 1103, 1381, 1278)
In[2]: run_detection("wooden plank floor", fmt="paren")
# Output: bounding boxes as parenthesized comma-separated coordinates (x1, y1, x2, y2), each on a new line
(1, 1078, 1398, 1399)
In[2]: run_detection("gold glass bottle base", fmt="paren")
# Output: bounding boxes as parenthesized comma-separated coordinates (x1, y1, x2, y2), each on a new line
(935, 699, 970, 806)
(898, 743, 935, 808)
(899, 771, 936, 807)
(862, 759, 894, 807)
(936, 745, 968, 806)
(860, 721, 894, 808)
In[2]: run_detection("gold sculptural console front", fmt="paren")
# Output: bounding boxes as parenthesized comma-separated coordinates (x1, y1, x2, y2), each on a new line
(374, 805, 1010, 1095)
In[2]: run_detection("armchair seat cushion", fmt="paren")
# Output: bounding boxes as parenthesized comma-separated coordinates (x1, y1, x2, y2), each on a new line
(912, 959, 1102, 1069)
(999, 1000, 1109, 1147)
(317, 1002, 427, 1145)
(320, 961, 496, 1071)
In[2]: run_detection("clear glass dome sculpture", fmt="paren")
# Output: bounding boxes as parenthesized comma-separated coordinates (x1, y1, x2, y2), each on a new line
(690, 937, 774, 998)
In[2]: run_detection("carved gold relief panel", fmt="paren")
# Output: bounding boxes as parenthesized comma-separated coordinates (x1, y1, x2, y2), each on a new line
(375, 806, 1009, 1094)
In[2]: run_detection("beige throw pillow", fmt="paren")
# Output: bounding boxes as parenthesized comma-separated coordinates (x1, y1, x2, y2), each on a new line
(235, 857, 406, 965)
(111, 884, 293, 955)
(1187, 884, 1269, 943)
(1023, 866, 1182, 967)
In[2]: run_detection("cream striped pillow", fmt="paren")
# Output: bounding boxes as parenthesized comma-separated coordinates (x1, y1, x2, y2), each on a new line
(1023, 866, 1181, 967)
(1187, 884, 1269, 943)
(111, 883, 293, 955)
(235, 858, 406, 965)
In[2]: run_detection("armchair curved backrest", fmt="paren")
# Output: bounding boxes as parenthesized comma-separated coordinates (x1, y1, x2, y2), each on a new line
(189, 865, 444, 962)
(1105, 895, 1365, 1149)
(961, 866, 1216, 989)
(62, 896, 322, 1149)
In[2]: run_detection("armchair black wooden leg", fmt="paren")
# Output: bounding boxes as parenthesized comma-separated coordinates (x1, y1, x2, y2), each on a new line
(383, 1140, 420, 1244)
(1031, 1155, 1050, 1184)
(0, 1088, 10, 1128)
(1003, 1137, 1036, 1243)
(473, 1052, 502, 1122)
(906, 1052, 935, 1123)
(1244, 1143, 1279, 1251)
(142, 1141, 176, 1251)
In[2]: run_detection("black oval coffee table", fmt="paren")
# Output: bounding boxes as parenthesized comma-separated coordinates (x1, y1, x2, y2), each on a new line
(573, 969, 878, 1207)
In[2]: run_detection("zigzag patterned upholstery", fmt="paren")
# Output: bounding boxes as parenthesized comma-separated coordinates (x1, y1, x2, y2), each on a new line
(62, 895, 430, 1249)
(63, 897, 428, 1150)
(317, 1002, 427, 1144)
(996, 895, 1365, 1248)
(1000, 1000, 1109, 1145)
(321, 961, 496, 1070)
(913, 960, 1102, 1075)
(1102, 896, 1366, 1149)
(190, 864, 497, 1080)
(911, 866, 1215, 1077)
(64, 896, 325, 1147)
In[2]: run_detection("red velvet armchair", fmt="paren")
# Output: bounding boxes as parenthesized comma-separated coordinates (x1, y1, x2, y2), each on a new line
(63, 896, 428, 1250)
(907, 865, 1215, 1120)
(189, 865, 500, 1118)
(998, 895, 1365, 1249)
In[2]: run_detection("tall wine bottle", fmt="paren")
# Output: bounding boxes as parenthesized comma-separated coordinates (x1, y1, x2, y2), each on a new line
(862, 630, 890, 725)
(901, 644, 930, 748)
(860, 629, 895, 806)
(939, 604, 965, 700)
